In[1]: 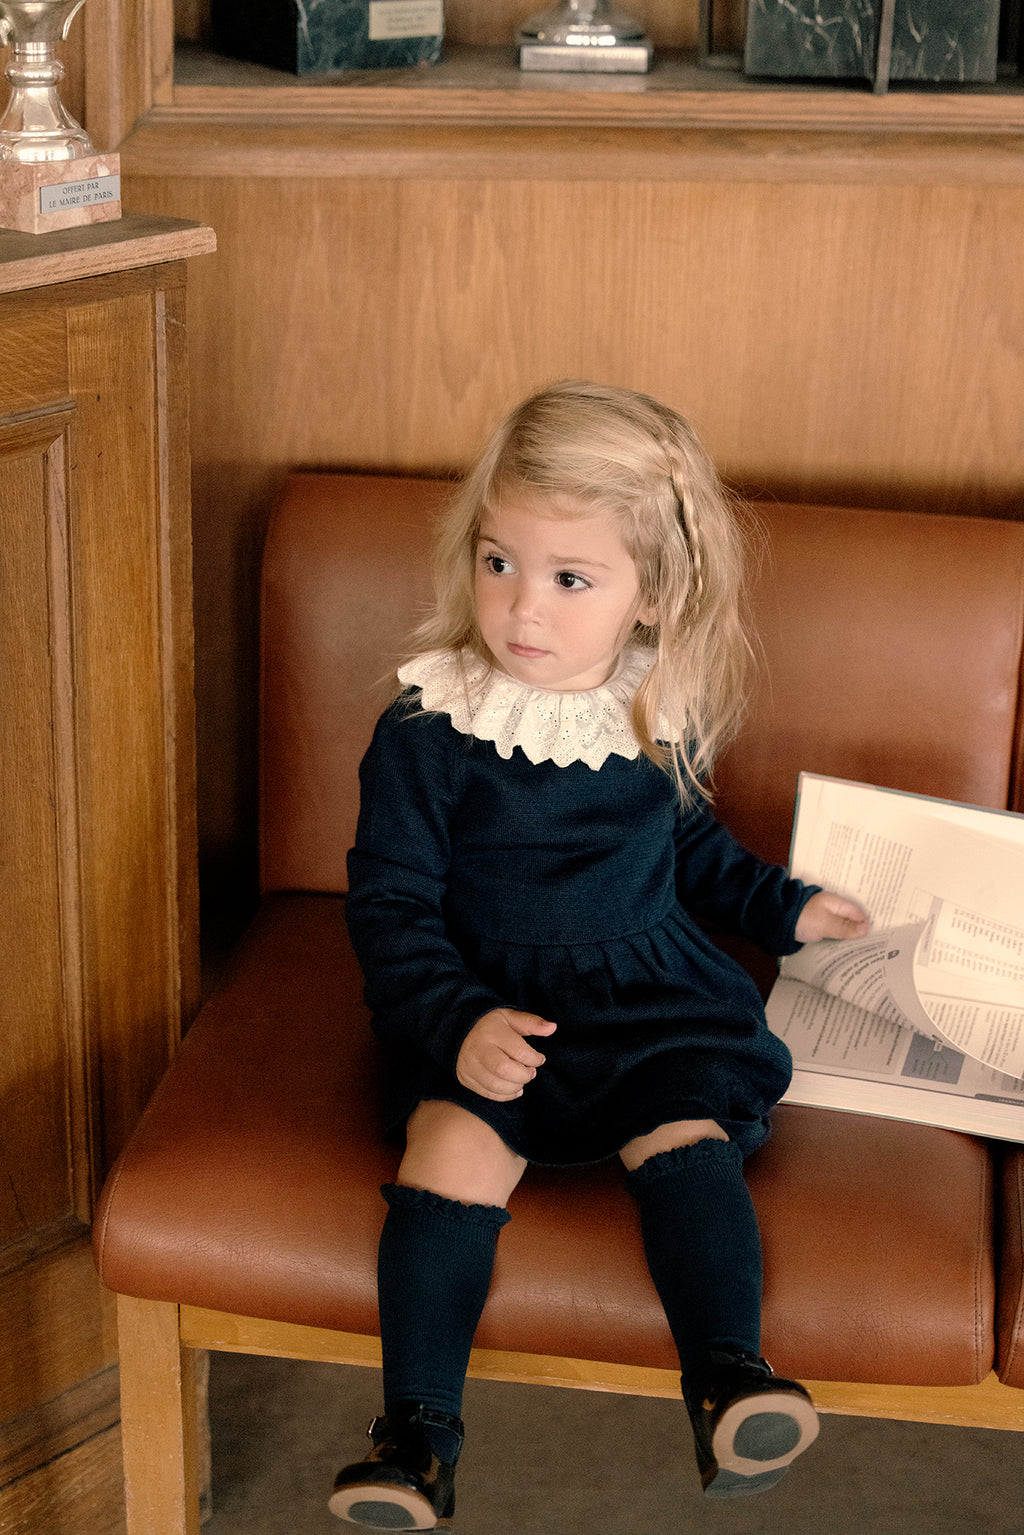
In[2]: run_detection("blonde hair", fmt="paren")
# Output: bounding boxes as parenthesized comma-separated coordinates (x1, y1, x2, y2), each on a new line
(409, 380, 753, 805)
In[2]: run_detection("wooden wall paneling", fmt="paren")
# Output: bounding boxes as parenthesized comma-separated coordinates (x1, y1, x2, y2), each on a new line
(82, 0, 167, 151)
(0, 1363, 119, 1486)
(171, 0, 749, 49)
(0, 1363, 124, 1535)
(130, 174, 1024, 501)
(64, 267, 199, 1172)
(0, 1421, 125, 1535)
(122, 168, 1024, 872)
(0, 1239, 117, 1425)
(439, 0, 734, 47)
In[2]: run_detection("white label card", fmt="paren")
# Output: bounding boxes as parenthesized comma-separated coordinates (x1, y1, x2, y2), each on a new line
(368, 1, 443, 41)
(39, 175, 121, 214)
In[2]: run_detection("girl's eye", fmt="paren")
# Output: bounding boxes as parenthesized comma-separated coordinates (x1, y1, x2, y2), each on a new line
(482, 552, 512, 575)
(555, 571, 590, 592)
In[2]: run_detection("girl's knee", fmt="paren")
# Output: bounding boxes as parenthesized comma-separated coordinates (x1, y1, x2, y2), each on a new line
(399, 1099, 527, 1207)
(619, 1117, 729, 1173)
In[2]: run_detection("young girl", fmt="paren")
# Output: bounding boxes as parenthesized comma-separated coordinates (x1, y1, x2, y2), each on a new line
(331, 381, 868, 1528)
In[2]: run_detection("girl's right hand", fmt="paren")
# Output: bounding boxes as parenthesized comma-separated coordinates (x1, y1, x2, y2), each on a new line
(456, 1009, 557, 1102)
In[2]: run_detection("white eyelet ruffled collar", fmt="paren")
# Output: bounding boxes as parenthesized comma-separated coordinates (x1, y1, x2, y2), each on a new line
(397, 647, 662, 771)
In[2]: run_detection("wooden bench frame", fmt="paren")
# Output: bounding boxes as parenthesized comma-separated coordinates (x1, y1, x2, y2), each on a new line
(116, 1295, 1023, 1534)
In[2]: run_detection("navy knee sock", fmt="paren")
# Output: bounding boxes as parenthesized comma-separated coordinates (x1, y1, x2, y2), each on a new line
(625, 1140, 763, 1379)
(376, 1182, 510, 1458)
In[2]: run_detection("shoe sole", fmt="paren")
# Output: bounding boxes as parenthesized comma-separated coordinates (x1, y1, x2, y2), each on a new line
(703, 1464, 791, 1500)
(705, 1388, 819, 1493)
(328, 1481, 453, 1530)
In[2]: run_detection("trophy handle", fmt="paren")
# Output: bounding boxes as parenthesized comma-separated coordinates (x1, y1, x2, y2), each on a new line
(62, 0, 87, 40)
(0, 3, 88, 48)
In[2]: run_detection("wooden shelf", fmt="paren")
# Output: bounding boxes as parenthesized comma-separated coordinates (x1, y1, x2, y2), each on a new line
(0, 212, 216, 294)
(107, 42, 1024, 186)
(169, 40, 1024, 133)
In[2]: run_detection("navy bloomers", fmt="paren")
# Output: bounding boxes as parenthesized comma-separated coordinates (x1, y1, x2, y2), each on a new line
(345, 698, 816, 1163)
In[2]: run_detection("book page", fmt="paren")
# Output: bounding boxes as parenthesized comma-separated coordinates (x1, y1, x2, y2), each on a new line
(767, 974, 1024, 1141)
(790, 779, 1024, 931)
(785, 778, 1024, 1076)
(767, 775, 1024, 1140)
(915, 899, 1024, 1004)
(779, 923, 937, 1035)
(780, 909, 1024, 1078)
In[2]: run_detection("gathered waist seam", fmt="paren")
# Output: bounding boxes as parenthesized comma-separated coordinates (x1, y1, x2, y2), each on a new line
(451, 903, 681, 950)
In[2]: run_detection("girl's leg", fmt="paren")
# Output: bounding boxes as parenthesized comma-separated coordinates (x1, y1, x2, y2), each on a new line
(621, 1119, 818, 1499)
(621, 1119, 760, 1367)
(378, 1101, 526, 1429)
(398, 1097, 528, 1206)
(330, 1102, 526, 1529)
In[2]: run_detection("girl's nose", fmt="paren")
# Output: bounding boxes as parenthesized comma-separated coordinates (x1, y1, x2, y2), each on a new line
(510, 582, 542, 621)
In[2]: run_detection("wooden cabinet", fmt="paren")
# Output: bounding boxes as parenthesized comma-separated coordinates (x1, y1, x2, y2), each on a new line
(57, 0, 1024, 153)
(0, 213, 214, 1534)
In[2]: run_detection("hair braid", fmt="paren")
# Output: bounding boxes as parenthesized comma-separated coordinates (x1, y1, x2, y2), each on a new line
(661, 439, 705, 622)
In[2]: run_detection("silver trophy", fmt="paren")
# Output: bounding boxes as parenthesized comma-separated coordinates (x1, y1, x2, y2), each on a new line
(0, 0, 93, 161)
(518, 0, 653, 73)
(0, 0, 121, 232)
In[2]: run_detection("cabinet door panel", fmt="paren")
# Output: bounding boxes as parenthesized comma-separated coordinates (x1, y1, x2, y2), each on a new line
(68, 287, 183, 1171)
(0, 415, 90, 1251)
(0, 312, 68, 413)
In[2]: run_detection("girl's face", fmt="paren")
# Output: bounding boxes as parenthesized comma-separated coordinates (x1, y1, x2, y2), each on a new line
(475, 491, 652, 692)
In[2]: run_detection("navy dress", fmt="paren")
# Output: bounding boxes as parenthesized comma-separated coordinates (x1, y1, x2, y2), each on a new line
(346, 682, 815, 1164)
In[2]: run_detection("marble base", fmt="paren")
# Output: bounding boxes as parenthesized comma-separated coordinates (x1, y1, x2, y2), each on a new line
(743, 0, 999, 87)
(519, 39, 652, 73)
(212, 0, 444, 74)
(0, 153, 122, 235)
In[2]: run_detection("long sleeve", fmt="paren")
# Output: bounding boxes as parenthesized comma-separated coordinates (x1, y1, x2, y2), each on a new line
(673, 802, 817, 957)
(345, 701, 508, 1075)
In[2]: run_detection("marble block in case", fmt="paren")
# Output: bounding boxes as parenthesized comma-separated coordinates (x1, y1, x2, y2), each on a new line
(744, 0, 999, 85)
(212, 0, 443, 73)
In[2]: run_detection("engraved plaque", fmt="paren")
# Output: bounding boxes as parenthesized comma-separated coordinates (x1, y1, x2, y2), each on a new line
(368, 0, 442, 40)
(39, 172, 120, 215)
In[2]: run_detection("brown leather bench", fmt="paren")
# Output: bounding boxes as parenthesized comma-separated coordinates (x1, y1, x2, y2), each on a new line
(93, 474, 1024, 1533)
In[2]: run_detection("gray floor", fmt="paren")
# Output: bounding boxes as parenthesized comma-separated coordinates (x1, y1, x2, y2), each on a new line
(204, 1351, 1024, 1534)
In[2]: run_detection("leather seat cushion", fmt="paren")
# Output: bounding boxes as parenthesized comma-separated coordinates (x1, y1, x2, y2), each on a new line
(94, 893, 996, 1388)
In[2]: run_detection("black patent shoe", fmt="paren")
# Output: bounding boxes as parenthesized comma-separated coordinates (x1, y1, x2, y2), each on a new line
(328, 1406, 462, 1529)
(683, 1350, 819, 1499)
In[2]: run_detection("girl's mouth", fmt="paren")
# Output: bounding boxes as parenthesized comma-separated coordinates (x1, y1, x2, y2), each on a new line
(507, 642, 549, 660)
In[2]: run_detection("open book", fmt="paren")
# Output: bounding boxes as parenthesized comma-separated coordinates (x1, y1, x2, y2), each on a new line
(766, 774, 1024, 1141)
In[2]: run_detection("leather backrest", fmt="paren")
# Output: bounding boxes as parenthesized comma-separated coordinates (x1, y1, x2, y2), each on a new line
(715, 501, 1024, 865)
(260, 474, 1024, 892)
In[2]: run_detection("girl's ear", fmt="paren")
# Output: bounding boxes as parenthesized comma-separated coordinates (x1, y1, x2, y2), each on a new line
(635, 596, 658, 629)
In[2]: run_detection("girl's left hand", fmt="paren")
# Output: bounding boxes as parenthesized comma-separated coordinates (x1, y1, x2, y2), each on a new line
(795, 891, 870, 945)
